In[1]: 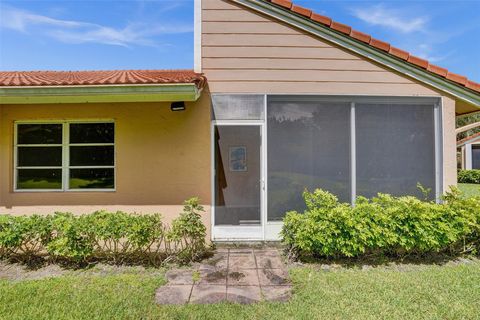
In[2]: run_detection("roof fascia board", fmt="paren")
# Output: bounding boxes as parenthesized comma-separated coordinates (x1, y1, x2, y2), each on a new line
(0, 84, 201, 104)
(231, 0, 480, 107)
(458, 135, 480, 147)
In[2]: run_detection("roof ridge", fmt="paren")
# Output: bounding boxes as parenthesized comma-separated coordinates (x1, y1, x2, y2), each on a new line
(266, 0, 480, 94)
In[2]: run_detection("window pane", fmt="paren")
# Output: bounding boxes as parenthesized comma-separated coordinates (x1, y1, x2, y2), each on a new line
(17, 147, 62, 167)
(214, 126, 261, 225)
(473, 146, 480, 169)
(356, 103, 435, 199)
(212, 95, 264, 120)
(70, 123, 114, 143)
(17, 124, 62, 144)
(69, 168, 114, 189)
(267, 99, 351, 221)
(17, 169, 62, 189)
(70, 146, 114, 166)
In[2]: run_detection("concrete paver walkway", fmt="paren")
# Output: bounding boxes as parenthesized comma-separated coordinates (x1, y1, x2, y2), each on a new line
(155, 248, 292, 305)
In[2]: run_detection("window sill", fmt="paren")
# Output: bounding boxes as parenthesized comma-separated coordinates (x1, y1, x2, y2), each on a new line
(13, 189, 116, 193)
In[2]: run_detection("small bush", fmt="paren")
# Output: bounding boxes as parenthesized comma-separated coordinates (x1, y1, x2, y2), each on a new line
(169, 197, 207, 261)
(282, 188, 480, 259)
(458, 169, 480, 184)
(0, 198, 208, 266)
(0, 215, 52, 258)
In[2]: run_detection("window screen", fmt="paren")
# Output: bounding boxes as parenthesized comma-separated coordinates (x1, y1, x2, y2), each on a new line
(16, 124, 63, 190)
(356, 103, 436, 199)
(472, 145, 480, 169)
(15, 122, 115, 191)
(267, 99, 351, 221)
(68, 123, 115, 189)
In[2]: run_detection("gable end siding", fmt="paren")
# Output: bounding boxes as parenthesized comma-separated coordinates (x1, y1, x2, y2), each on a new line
(201, 0, 456, 192)
(201, 0, 441, 96)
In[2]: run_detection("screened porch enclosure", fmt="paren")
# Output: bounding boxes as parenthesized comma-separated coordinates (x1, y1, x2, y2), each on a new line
(212, 95, 441, 226)
(473, 146, 480, 169)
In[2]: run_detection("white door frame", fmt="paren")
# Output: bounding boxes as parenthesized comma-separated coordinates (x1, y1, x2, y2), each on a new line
(211, 120, 266, 241)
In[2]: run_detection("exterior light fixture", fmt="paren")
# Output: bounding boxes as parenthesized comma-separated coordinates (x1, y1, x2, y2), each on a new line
(171, 101, 186, 111)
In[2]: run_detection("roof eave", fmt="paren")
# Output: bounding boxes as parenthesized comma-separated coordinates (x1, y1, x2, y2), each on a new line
(457, 135, 480, 147)
(0, 83, 202, 104)
(231, 0, 480, 108)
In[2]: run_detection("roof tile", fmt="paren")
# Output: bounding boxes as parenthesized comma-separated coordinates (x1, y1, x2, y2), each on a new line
(369, 38, 390, 52)
(427, 64, 448, 77)
(261, 0, 480, 94)
(407, 55, 429, 69)
(388, 46, 409, 60)
(466, 81, 480, 92)
(330, 21, 351, 35)
(291, 5, 311, 17)
(310, 13, 331, 26)
(2, 0, 479, 94)
(270, 0, 292, 9)
(457, 132, 480, 146)
(0, 70, 206, 88)
(350, 30, 371, 43)
(446, 72, 468, 85)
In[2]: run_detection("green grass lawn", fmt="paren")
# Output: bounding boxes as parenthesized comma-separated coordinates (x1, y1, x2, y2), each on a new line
(1, 261, 479, 320)
(458, 183, 480, 198)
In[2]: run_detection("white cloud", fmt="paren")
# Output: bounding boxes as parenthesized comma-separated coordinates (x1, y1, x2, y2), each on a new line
(1, 6, 85, 32)
(0, 5, 192, 47)
(351, 4, 428, 33)
(349, 4, 451, 62)
(407, 43, 451, 63)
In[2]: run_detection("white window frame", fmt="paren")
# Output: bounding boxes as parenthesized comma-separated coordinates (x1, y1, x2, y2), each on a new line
(14, 120, 115, 192)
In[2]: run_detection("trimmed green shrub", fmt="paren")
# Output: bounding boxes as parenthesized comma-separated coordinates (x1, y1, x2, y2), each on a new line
(0, 198, 208, 265)
(282, 188, 480, 259)
(0, 214, 52, 257)
(169, 197, 207, 261)
(458, 169, 480, 184)
(47, 213, 95, 262)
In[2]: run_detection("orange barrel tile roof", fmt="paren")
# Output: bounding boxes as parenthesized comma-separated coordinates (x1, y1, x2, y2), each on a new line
(268, 0, 480, 94)
(457, 132, 480, 146)
(0, 69, 206, 88)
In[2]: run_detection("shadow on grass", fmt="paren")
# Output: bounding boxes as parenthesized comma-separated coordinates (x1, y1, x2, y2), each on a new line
(293, 251, 479, 269)
(1, 249, 215, 271)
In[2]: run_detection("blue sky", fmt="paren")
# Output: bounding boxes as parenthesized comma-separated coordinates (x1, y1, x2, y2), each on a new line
(0, 0, 479, 82)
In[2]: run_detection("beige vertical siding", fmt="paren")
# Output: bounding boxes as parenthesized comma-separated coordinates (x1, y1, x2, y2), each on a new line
(0, 93, 213, 236)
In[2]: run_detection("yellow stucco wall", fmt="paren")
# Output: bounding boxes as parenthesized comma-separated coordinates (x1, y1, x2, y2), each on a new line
(0, 90, 212, 235)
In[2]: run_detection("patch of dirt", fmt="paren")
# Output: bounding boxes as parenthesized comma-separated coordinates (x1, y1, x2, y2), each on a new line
(77, 264, 164, 277)
(0, 261, 69, 282)
(0, 261, 164, 282)
(295, 256, 480, 272)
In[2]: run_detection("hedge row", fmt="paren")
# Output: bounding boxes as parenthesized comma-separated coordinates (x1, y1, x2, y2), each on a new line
(0, 198, 207, 266)
(282, 188, 480, 259)
(458, 169, 480, 184)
